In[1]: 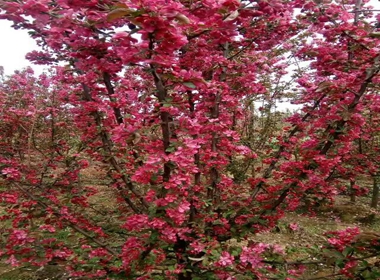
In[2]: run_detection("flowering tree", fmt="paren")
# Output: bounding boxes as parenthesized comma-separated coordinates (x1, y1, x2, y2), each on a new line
(1, 0, 380, 279)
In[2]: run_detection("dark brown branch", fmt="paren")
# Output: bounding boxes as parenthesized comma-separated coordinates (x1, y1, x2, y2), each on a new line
(103, 72, 124, 125)
(103, 71, 143, 166)
(188, 91, 200, 224)
(148, 35, 173, 193)
(208, 43, 230, 206)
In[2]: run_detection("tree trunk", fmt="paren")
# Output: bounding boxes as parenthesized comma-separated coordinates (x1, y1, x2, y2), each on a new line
(350, 179, 356, 203)
(371, 174, 380, 208)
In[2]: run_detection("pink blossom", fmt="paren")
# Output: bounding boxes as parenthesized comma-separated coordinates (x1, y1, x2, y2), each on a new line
(217, 251, 234, 267)
(160, 227, 177, 242)
(240, 244, 268, 266)
(123, 214, 149, 231)
(289, 223, 299, 231)
(178, 201, 190, 213)
(166, 208, 186, 225)
(189, 240, 206, 254)
(53, 248, 73, 258)
(150, 218, 167, 229)
(39, 224, 56, 233)
(11, 229, 27, 241)
(272, 244, 285, 254)
(89, 248, 109, 258)
(6, 255, 19, 267)
(1, 167, 21, 180)
(327, 227, 360, 251)
(2, 193, 18, 204)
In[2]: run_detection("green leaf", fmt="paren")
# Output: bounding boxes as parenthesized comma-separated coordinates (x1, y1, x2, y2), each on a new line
(165, 145, 176, 153)
(323, 249, 343, 259)
(361, 269, 371, 279)
(183, 82, 196, 89)
(231, 247, 242, 256)
(331, 250, 344, 259)
(211, 249, 220, 257)
(149, 231, 159, 243)
(258, 219, 267, 225)
(150, 173, 158, 183)
(202, 257, 210, 266)
(342, 246, 354, 257)
(212, 219, 224, 226)
(168, 265, 176, 271)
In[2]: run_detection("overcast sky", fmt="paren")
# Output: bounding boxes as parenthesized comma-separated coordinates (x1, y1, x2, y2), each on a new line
(0, 20, 45, 75)
(0, 1, 379, 76)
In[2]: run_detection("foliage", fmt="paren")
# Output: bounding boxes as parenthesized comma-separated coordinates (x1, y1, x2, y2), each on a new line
(1, 0, 380, 279)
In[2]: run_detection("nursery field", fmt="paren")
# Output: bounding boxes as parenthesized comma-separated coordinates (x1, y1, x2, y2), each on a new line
(1, 0, 380, 278)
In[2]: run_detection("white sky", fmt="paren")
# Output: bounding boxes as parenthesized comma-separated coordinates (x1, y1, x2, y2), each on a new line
(0, 20, 45, 75)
